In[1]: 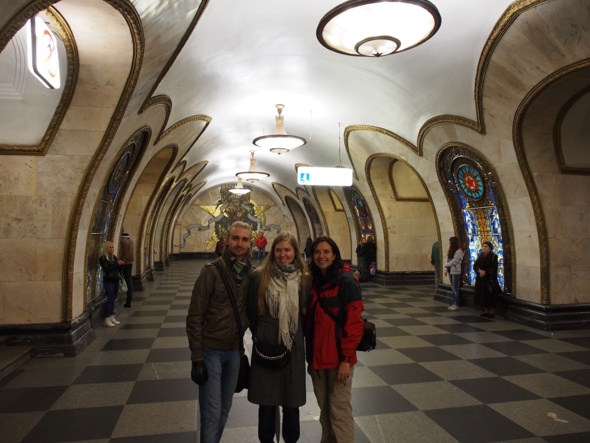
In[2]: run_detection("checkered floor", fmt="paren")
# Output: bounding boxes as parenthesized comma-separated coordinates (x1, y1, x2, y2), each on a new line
(2, 259, 590, 442)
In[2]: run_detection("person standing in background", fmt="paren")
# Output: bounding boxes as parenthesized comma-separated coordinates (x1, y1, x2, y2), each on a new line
(474, 241, 499, 318)
(119, 232, 134, 308)
(99, 241, 124, 327)
(256, 231, 268, 262)
(431, 240, 441, 291)
(444, 236, 464, 311)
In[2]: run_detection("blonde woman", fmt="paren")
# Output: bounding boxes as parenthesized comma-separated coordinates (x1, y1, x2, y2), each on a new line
(246, 232, 310, 443)
(99, 241, 125, 327)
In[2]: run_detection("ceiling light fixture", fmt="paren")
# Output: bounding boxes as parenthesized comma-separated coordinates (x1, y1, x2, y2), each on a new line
(317, 0, 441, 57)
(228, 177, 251, 195)
(253, 104, 307, 154)
(236, 150, 270, 183)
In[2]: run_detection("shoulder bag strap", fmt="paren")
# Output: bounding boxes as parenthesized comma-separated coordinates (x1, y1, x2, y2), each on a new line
(212, 261, 245, 353)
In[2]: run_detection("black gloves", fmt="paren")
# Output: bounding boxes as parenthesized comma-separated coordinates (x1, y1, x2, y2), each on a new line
(191, 360, 208, 385)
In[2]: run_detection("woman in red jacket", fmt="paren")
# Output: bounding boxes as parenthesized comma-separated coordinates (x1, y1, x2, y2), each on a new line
(305, 236, 364, 443)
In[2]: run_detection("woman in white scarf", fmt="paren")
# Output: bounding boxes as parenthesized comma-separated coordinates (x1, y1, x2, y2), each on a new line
(246, 231, 310, 443)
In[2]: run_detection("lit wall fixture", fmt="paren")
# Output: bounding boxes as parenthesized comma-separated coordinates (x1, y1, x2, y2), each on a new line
(228, 177, 251, 195)
(317, 0, 441, 57)
(26, 16, 61, 88)
(236, 150, 270, 183)
(253, 104, 307, 154)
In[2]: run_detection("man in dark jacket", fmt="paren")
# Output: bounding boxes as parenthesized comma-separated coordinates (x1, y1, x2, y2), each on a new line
(186, 221, 253, 443)
(118, 232, 134, 307)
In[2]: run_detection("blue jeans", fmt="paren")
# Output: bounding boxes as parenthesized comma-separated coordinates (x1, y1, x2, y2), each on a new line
(104, 280, 118, 317)
(199, 348, 240, 443)
(450, 274, 461, 305)
(257, 248, 266, 261)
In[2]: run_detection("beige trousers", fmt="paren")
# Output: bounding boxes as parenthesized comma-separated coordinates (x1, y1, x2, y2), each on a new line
(309, 365, 355, 443)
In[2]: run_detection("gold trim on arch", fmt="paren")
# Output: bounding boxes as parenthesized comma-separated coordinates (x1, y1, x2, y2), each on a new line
(142, 95, 172, 144)
(417, 1, 550, 153)
(388, 160, 429, 202)
(554, 83, 590, 175)
(158, 114, 212, 144)
(63, 0, 145, 321)
(0, 6, 78, 155)
(513, 60, 590, 305)
(312, 187, 330, 237)
(138, 0, 210, 114)
(82, 127, 152, 310)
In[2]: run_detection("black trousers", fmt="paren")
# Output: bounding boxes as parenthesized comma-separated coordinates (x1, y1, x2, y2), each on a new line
(121, 264, 133, 305)
(258, 405, 300, 443)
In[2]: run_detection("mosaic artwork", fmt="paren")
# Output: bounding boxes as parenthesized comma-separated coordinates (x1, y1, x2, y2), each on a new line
(181, 185, 278, 250)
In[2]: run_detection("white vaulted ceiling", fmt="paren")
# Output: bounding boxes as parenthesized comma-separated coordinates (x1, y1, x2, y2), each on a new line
(152, 0, 514, 192)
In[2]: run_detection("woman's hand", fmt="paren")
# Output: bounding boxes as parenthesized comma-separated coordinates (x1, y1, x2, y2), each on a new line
(478, 269, 486, 277)
(337, 361, 351, 383)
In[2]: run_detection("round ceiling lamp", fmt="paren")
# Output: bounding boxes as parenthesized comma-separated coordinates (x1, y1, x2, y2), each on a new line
(253, 104, 307, 154)
(228, 177, 251, 195)
(235, 150, 270, 183)
(317, 0, 441, 57)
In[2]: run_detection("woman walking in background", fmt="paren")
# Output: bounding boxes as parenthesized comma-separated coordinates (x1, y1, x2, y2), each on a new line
(247, 232, 310, 443)
(99, 241, 124, 327)
(305, 236, 364, 443)
(444, 236, 464, 311)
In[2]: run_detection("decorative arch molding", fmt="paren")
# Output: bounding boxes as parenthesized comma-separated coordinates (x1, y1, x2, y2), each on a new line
(344, 125, 418, 176)
(514, 60, 590, 305)
(157, 114, 211, 146)
(312, 187, 353, 260)
(83, 127, 151, 318)
(55, 0, 144, 318)
(141, 94, 172, 144)
(178, 160, 208, 185)
(437, 143, 515, 297)
(271, 182, 298, 206)
(138, 0, 210, 115)
(135, 146, 178, 274)
(284, 196, 308, 244)
(0, 6, 78, 155)
(416, 0, 554, 152)
(553, 79, 590, 175)
(365, 153, 440, 271)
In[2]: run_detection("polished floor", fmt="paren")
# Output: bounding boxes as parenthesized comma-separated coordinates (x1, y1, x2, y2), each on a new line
(2, 259, 590, 443)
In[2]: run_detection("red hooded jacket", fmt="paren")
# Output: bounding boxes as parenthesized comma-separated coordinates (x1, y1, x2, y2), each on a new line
(305, 266, 364, 369)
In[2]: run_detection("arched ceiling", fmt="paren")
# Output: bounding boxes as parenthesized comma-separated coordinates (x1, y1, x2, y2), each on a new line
(151, 0, 514, 193)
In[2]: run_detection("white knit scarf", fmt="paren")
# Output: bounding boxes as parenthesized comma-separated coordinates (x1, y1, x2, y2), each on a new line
(266, 263, 302, 350)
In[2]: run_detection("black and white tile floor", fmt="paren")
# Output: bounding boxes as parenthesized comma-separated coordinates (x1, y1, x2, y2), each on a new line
(2, 259, 590, 442)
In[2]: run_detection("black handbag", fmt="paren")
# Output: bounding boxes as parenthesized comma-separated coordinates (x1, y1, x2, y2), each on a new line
(252, 337, 291, 368)
(213, 262, 250, 393)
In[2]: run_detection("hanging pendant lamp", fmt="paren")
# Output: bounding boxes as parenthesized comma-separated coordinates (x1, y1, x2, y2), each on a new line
(228, 177, 251, 195)
(236, 150, 270, 183)
(317, 0, 441, 57)
(253, 104, 307, 154)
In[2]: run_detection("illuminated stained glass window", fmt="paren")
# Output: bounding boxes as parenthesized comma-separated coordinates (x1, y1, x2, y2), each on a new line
(344, 187, 374, 241)
(451, 159, 504, 288)
(438, 146, 512, 294)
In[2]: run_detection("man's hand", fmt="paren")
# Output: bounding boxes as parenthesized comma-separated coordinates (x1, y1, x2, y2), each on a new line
(191, 360, 208, 385)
